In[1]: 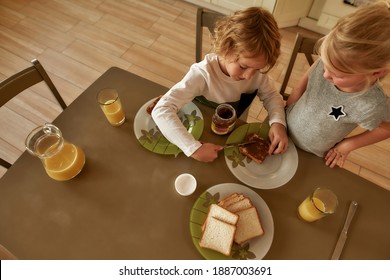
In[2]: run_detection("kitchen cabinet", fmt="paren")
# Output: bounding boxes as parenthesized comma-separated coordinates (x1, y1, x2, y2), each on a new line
(318, 0, 355, 28)
(299, 0, 357, 34)
(184, 0, 313, 28)
(273, 0, 313, 27)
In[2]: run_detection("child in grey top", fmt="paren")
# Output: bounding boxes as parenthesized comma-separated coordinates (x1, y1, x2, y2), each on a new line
(286, 2, 390, 168)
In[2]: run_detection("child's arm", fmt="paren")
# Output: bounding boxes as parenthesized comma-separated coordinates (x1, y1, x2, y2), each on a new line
(325, 122, 390, 168)
(191, 143, 224, 162)
(268, 122, 288, 154)
(152, 70, 206, 157)
(256, 77, 289, 154)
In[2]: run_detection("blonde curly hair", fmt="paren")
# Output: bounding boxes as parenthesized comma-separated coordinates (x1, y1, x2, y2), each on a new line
(212, 7, 281, 73)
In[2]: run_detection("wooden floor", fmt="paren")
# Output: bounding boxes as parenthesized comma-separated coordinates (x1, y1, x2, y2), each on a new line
(0, 0, 389, 189)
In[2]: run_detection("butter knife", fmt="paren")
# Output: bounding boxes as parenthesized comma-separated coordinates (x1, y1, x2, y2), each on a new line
(224, 140, 258, 149)
(330, 201, 358, 260)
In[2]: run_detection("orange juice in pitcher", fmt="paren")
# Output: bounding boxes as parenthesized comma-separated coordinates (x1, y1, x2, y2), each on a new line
(26, 124, 85, 181)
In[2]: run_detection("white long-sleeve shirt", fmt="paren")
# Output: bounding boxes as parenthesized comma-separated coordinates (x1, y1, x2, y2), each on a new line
(152, 53, 286, 157)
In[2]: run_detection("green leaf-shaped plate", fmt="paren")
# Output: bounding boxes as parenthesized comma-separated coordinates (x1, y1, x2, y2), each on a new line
(190, 183, 274, 260)
(134, 98, 204, 155)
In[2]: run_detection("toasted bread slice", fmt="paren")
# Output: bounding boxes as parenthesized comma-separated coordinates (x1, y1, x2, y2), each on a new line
(224, 197, 252, 213)
(218, 193, 245, 208)
(239, 133, 270, 164)
(199, 216, 236, 256)
(217, 192, 238, 206)
(234, 206, 264, 244)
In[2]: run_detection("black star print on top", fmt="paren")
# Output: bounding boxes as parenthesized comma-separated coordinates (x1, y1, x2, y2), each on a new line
(328, 105, 346, 121)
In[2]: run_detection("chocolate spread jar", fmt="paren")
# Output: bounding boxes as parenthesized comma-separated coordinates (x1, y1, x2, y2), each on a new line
(211, 104, 237, 135)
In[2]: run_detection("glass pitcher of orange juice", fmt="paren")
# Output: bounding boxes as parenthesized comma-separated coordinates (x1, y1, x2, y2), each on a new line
(25, 124, 85, 181)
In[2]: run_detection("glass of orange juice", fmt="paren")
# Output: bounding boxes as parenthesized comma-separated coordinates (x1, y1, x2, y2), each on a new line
(97, 88, 125, 126)
(298, 188, 338, 222)
(25, 124, 85, 181)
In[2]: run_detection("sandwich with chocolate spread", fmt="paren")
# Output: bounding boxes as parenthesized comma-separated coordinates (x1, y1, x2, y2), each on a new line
(239, 133, 270, 164)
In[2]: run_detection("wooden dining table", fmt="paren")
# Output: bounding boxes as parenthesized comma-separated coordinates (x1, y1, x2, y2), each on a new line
(0, 67, 389, 260)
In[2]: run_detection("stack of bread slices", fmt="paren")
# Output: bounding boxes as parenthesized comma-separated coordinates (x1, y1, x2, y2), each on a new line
(199, 193, 264, 256)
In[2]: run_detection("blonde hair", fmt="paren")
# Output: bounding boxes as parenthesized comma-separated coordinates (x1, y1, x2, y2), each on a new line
(212, 7, 281, 73)
(318, 1, 390, 77)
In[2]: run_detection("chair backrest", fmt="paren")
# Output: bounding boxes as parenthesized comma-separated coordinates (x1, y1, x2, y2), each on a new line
(0, 59, 67, 169)
(280, 33, 319, 99)
(195, 7, 223, 63)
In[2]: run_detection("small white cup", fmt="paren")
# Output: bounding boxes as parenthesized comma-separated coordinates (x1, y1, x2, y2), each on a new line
(175, 173, 197, 196)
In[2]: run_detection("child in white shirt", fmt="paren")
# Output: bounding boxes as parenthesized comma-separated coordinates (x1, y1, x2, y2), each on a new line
(152, 7, 288, 162)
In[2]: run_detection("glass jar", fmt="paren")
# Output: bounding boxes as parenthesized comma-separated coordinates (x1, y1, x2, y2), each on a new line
(211, 104, 237, 135)
(25, 124, 85, 181)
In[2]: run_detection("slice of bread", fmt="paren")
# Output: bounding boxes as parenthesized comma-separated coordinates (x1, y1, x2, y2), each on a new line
(239, 133, 270, 164)
(234, 206, 264, 244)
(199, 216, 236, 256)
(217, 192, 239, 207)
(217, 193, 246, 208)
(224, 197, 252, 213)
(208, 204, 239, 225)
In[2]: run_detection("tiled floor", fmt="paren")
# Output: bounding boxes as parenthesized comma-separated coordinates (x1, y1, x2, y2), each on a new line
(0, 0, 389, 189)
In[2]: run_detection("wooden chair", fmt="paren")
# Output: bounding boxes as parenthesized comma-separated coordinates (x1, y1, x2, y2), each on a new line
(0, 59, 67, 169)
(195, 7, 223, 63)
(280, 33, 319, 99)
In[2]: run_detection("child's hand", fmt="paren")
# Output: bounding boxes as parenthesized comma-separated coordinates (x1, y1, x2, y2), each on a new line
(268, 123, 288, 154)
(325, 141, 351, 168)
(191, 143, 223, 162)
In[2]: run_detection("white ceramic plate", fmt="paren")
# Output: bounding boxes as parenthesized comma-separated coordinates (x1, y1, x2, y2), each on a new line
(133, 98, 204, 155)
(224, 123, 298, 189)
(190, 183, 274, 260)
